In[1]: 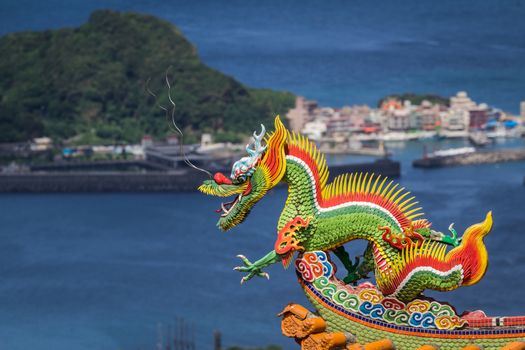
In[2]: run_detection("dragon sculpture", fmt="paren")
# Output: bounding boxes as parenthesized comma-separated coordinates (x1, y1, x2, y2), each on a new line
(199, 117, 525, 350)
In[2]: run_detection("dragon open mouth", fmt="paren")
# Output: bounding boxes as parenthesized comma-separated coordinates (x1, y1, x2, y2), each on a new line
(215, 194, 243, 217)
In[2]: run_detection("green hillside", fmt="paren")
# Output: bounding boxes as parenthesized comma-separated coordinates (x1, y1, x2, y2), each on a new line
(0, 10, 295, 143)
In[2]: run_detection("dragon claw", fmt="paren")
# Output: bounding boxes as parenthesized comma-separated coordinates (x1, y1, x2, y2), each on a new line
(237, 254, 253, 266)
(444, 223, 461, 246)
(258, 271, 270, 280)
(233, 251, 279, 284)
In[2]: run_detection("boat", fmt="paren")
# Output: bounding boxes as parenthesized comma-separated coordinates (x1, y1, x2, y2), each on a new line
(429, 147, 476, 157)
(469, 132, 492, 147)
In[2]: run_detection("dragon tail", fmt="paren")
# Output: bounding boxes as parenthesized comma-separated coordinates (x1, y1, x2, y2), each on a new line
(376, 212, 492, 302)
(446, 211, 492, 286)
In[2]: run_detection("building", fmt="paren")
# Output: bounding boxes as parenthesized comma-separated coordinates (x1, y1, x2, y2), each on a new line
(166, 134, 179, 145)
(141, 135, 153, 148)
(409, 112, 424, 130)
(385, 101, 411, 131)
(450, 91, 476, 111)
(380, 99, 403, 112)
(286, 96, 318, 133)
(442, 91, 477, 131)
(365, 110, 385, 132)
(302, 120, 327, 141)
(380, 99, 408, 131)
(200, 134, 212, 147)
(442, 109, 469, 131)
(417, 100, 440, 130)
(30, 137, 53, 151)
(469, 103, 489, 129)
(328, 105, 370, 134)
(388, 109, 410, 131)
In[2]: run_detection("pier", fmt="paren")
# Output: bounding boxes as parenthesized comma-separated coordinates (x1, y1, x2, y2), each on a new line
(413, 149, 525, 168)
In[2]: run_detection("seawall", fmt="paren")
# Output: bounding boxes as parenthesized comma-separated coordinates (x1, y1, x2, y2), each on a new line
(0, 159, 400, 193)
(0, 171, 205, 193)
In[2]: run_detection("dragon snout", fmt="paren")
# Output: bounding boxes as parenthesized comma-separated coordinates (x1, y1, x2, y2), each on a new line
(213, 172, 232, 185)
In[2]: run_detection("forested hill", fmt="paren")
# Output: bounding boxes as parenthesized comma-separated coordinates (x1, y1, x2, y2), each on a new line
(0, 10, 295, 143)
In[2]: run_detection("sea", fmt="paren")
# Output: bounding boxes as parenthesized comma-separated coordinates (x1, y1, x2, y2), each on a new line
(1, 1, 525, 350)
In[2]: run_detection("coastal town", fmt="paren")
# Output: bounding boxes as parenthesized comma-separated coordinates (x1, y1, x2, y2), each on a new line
(286, 91, 525, 155)
(2, 91, 524, 168)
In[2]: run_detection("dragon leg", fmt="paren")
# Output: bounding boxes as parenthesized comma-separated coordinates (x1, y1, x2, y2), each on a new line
(333, 244, 375, 285)
(235, 216, 312, 284)
(234, 250, 281, 284)
(416, 225, 461, 247)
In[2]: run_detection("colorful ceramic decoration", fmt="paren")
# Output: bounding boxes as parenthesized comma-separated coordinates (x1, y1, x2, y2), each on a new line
(199, 116, 525, 349)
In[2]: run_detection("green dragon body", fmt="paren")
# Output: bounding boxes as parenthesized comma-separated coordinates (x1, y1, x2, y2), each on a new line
(199, 117, 525, 349)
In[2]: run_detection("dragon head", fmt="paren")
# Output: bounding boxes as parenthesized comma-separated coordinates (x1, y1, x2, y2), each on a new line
(199, 116, 287, 231)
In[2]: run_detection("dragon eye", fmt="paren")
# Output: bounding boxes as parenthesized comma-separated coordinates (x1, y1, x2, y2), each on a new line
(233, 175, 246, 185)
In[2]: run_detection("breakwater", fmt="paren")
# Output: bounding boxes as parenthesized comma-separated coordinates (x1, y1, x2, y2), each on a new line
(0, 171, 201, 192)
(29, 159, 172, 172)
(413, 149, 525, 168)
(0, 159, 400, 192)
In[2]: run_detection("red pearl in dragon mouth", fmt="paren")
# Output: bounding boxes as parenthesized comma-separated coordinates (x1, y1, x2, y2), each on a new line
(213, 172, 232, 185)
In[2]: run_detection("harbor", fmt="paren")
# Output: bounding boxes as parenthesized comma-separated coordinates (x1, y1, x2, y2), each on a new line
(0, 128, 402, 192)
(2, 2, 525, 350)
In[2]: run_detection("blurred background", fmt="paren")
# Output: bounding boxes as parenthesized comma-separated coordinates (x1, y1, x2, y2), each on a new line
(0, 1, 524, 349)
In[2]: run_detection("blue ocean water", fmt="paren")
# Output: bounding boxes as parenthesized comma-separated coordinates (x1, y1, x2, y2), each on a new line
(1, 140, 525, 350)
(1, 1, 525, 349)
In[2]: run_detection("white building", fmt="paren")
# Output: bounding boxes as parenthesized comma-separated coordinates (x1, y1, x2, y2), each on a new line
(442, 109, 469, 131)
(30, 137, 53, 151)
(442, 91, 477, 131)
(302, 120, 327, 141)
(450, 91, 476, 111)
(387, 109, 409, 131)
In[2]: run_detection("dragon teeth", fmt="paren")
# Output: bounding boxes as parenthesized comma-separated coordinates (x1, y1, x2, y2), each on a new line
(220, 194, 243, 217)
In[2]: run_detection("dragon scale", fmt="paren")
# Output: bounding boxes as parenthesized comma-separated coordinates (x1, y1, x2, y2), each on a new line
(278, 147, 476, 300)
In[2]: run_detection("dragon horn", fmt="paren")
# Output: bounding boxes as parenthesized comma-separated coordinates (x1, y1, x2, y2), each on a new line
(246, 124, 267, 157)
(254, 124, 266, 141)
